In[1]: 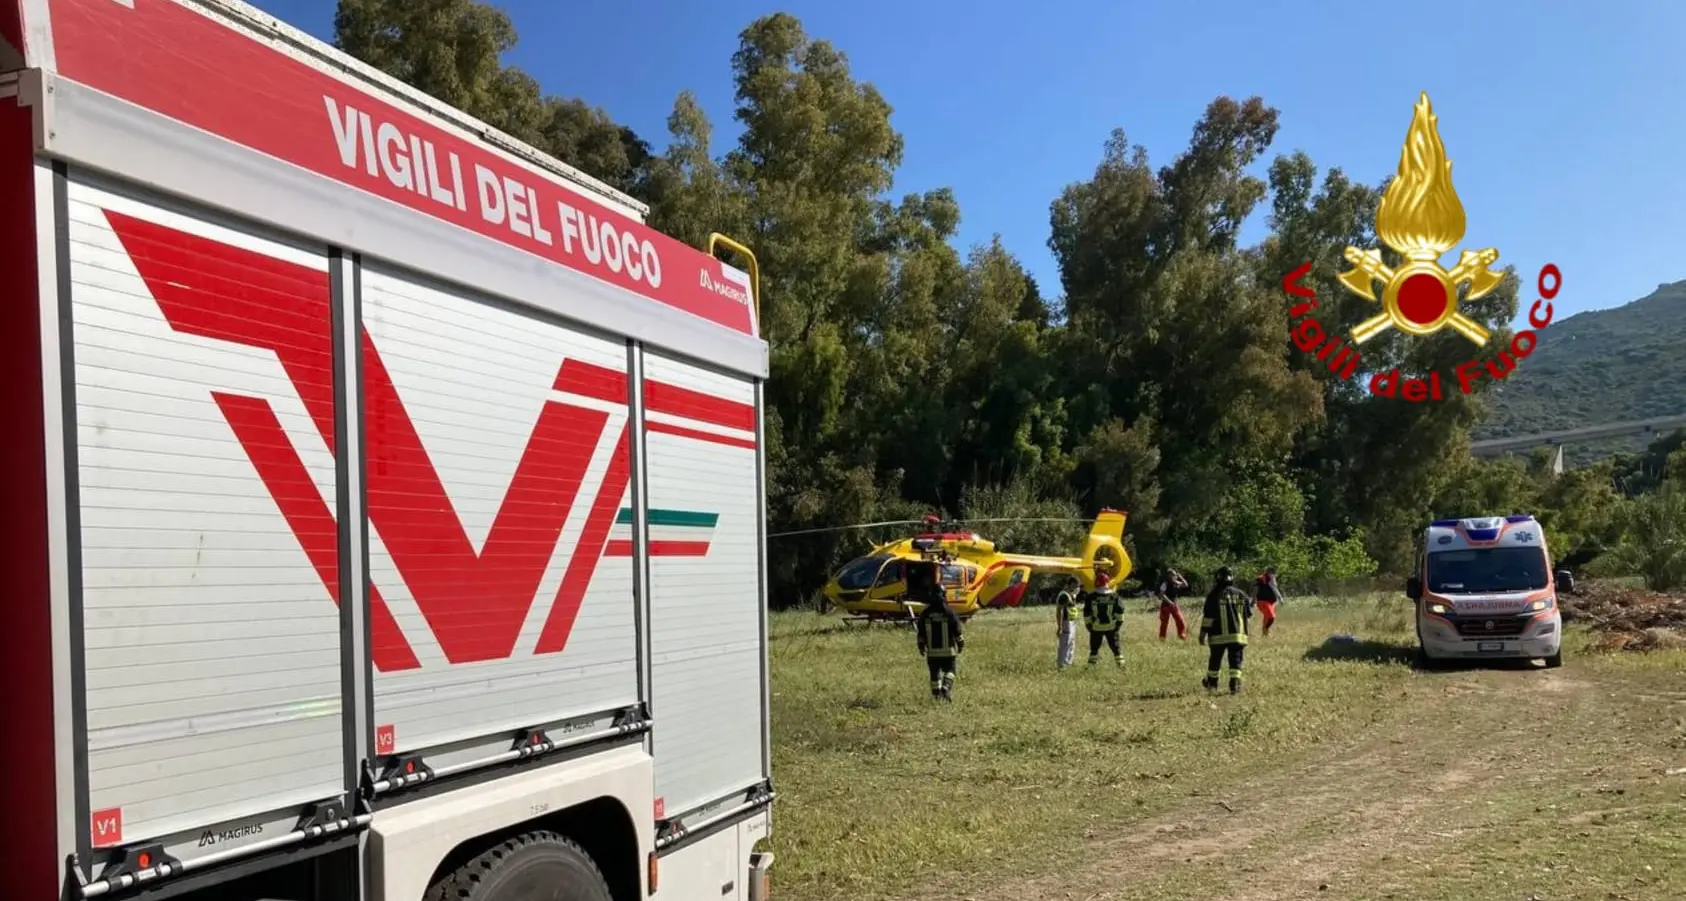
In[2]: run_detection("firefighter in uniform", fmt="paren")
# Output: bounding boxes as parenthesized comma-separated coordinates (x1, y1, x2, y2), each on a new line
(1054, 576, 1082, 670)
(912, 560, 963, 700)
(1199, 566, 1251, 694)
(1083, 570, 1124, 667)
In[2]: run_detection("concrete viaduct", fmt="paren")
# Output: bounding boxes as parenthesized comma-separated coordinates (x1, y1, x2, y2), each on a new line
(1469, 414, 1686, 474)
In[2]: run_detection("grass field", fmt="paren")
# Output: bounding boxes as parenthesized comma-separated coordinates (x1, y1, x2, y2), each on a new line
(764, 597, 1686, 901)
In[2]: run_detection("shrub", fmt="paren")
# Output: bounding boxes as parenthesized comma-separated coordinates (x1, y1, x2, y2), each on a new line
(1603, 485, 1686, 591)
(1157, 530, 1378, 596)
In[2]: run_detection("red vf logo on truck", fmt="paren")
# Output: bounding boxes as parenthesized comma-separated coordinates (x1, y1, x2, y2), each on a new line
(104, 211, 730, 671)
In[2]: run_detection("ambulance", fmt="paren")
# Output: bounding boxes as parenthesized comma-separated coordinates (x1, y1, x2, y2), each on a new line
(2, 1, 774, 899)
(1405, 515, 1564, 668)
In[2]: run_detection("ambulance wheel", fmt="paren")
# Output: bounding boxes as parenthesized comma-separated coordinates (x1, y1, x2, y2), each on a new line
(425, 831, 612, 901)
(1543, 651, 1563, 669)
(1414, 644, 1438, 671)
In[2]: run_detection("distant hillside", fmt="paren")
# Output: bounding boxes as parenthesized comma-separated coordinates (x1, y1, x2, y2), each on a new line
(1476, 279, 1686, 462)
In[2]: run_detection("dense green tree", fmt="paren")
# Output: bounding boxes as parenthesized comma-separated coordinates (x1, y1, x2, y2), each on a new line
(1047, 99, 1323, 561)
(1426, 450, 1629, 572)
(643, 92, 744, 246)
(1258, 143, 1525, 571)
(1604, 485, 1686, 590)
(1612, 428, 1686, 495)
(333, 0, 650, 195)
(1535, 462, 1626, 564)
(1431, 456, 1538, 522)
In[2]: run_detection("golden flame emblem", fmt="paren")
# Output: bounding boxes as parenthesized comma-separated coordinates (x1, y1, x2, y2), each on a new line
(1339, 93, 1503, 346)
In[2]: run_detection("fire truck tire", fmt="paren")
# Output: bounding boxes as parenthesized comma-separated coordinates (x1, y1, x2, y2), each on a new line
(425, 831, 612, 901)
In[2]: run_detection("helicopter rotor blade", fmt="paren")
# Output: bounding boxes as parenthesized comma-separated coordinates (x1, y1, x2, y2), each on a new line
(767, 515, 1101, 539)
(767, 519, 927, 539)
(944, 517, 1093, 525)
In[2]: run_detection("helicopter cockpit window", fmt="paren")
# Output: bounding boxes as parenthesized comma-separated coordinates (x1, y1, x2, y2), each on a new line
(939, 564, 972, 587)
(874, 560, 906, 587)
(836, 555, 891, 591)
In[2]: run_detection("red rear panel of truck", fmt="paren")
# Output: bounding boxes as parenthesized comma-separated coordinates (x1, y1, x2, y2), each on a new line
(1, 63, 59, 901)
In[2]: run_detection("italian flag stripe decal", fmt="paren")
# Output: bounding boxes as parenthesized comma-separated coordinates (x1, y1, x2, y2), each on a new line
(604, 508, 718, 556)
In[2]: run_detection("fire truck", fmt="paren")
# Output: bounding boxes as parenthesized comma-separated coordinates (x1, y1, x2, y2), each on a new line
(1, 1, 773, 899)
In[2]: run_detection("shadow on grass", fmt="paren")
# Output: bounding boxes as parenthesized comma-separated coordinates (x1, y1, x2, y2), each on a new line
(1302, 638, 1418, 667)
(1302, 637, 1554, 673)
(1416, 656, 1551, 673)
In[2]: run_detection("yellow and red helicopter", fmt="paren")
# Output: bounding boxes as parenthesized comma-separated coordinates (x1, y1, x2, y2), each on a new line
(818, 509, 1132, 620)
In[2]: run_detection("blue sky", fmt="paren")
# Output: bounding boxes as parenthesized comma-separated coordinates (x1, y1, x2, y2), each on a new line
(251, 0, 1686, 323)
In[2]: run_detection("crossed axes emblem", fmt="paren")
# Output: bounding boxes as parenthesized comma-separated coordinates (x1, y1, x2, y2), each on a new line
(1338, 246, 1505, 346)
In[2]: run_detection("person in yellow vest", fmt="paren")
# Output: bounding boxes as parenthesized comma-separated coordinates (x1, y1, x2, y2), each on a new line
(1198, 566, 1251, 694)
(911, 561, 963, 700)
(1083, 570, 1124, 667)
(1054, 576, 1082, 670)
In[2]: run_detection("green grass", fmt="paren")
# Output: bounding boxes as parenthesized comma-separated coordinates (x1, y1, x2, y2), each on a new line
(763, 598, 1686, 901)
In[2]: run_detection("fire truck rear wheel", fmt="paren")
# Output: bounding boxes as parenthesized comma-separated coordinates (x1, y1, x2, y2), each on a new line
(425, 831, 613, 901)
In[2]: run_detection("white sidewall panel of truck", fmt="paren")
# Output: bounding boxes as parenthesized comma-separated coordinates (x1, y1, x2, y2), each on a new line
(67, 179, 344, 844)
(642, 352, 764, 816)
(654, 810, 770, 901)
(361, 265, 639, 752)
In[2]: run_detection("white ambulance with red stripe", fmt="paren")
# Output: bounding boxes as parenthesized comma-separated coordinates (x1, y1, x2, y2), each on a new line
(2, 2, 774, 899)
(1406, 515, 1564, 668)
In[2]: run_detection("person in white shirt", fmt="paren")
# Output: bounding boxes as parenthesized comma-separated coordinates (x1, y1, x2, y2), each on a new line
(1053, 576, 1081, 670)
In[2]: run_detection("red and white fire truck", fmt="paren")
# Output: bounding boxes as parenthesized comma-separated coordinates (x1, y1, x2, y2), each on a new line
(1, 2, 774, 899)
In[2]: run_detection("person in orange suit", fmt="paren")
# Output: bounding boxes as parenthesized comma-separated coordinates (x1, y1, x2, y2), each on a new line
(1156, 567, 1190, 640)
(1253, 566, 1283, 636)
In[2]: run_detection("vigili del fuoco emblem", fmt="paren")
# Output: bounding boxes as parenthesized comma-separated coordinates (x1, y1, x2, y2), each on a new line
(1338, 92, 1505, 347)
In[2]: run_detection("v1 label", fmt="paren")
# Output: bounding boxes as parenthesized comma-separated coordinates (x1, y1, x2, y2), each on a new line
(91, 807, 123, 847)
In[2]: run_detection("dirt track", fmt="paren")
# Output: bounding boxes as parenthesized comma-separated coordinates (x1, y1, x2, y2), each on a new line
(949, 664, 1686, 901)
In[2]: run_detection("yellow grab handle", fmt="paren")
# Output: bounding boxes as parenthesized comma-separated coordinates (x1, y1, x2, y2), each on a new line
(707, 232, 761, 324)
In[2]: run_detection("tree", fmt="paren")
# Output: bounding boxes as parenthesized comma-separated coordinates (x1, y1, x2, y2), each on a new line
(1605, 485, 1686, 591)
(333, 0, 651, 195)
(1431, 456, 1537, 522)
(539, 97, 653, 197)
(1535, 461, 1624, 566)
(1612, 428, 1686, 496)
(1047, 98, 1322, 562)
(643, 92, 744, 247)
(1257, 148, 1524, 572)
(680, 14, 955, 601)
(932, 239, 1068, 503)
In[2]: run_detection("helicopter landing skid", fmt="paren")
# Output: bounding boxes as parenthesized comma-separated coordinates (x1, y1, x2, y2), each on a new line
(840, 603, 978, 628)
(840, 613, 919, 628)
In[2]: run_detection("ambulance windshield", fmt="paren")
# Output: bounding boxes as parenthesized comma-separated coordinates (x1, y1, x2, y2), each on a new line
(1425, 547, 1549, 594)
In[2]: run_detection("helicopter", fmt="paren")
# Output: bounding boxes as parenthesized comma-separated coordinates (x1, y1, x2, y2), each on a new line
(815, 509, 1132, 621)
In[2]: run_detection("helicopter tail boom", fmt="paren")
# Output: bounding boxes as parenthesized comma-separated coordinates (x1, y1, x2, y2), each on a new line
(989, 509, 1132, 590)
